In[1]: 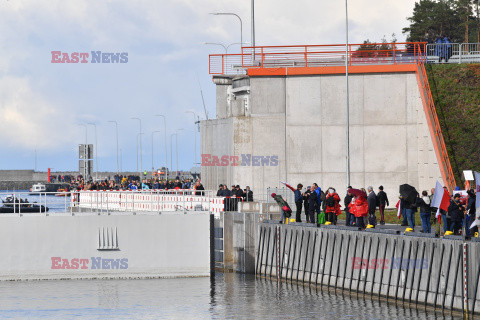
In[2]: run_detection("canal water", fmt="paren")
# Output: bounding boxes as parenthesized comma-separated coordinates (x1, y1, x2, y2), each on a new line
(0, 274, 460, 319)
(0, 190, 70, 213)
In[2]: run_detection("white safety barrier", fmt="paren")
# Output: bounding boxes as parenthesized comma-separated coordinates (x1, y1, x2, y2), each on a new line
(71, 190, 236, 218)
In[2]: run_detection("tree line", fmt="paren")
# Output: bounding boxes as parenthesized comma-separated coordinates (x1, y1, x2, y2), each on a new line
(402, 0, 480, 43)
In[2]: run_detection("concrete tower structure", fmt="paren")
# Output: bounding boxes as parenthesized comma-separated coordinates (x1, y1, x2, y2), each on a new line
(201, 43, 455, 201)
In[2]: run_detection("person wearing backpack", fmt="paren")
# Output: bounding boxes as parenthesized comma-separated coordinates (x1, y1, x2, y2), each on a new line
(271, 193, 292, 224)
(325, 188, 341, 225)
(417, 190, 431, 233)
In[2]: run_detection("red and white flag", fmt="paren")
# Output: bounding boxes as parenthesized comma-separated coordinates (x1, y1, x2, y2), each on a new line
(280, 181, 296, 193)
(395, 200, 401, 219)
(431, 180, 450, 224)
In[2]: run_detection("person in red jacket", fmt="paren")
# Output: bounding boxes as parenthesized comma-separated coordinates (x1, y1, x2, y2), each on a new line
(325, 188, 341, 224)
(354, 194, 369, 229)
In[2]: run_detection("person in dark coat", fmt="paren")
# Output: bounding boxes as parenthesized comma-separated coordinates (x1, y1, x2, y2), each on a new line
(194, 180, 205, 196)
(303, 187, 311, 222)
(377, 186, 389, 225)
(216, 184, 224, 197)
(244, 186, 253, 202)
(306, 186, 319, 224)
(344, 187, 353, 226)
(367, 186, 377, 226)
(294, 184, 304, 222)
(467, 189, 476, 235)
(448, 194, 465, 235)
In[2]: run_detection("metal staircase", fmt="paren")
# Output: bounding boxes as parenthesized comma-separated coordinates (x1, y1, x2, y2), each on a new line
(415, 61, 456, 191)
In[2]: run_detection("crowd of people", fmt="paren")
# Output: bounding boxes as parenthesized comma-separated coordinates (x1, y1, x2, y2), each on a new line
(271, 183, 477, 237)
(64, 175, 206, 195)
(399, 187, 477, 237)
(216, 184, 253, 201)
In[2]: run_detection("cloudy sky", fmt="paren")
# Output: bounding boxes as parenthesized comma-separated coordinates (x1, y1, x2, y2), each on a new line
(0, 0, 418, 173)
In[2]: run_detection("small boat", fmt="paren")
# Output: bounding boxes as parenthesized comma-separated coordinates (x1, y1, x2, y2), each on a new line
(0, 196, 49, 213)
(55, 189, 71, 197)
(29, 183, 46, 194)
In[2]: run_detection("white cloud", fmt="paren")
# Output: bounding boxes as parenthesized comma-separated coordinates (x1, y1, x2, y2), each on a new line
(0, 0, 420, 170)
(0, 76, 77, 150)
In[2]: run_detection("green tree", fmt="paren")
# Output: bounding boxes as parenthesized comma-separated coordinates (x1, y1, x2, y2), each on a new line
(403, 0, 479, 43)
(403, 0, 461, 41)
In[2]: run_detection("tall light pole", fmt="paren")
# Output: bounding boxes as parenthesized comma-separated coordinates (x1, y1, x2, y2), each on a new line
(131, 117, 142, 176)
(87, 123, 98, 181)
(155, 114, 168, 180)
(185, 111, 199, 168)
(136, 132, 144, 174)
(120, 148, 123, 172)
(251, 0, 255, 48)
(78, 124, 88, 179)
(170, 129, 184, 178)
(108, 120, 119, 175)
(345, 0, 351, 187)
(210, 13, 243, 46)
(78, 124, 87, 145)
(205, 42, 249, 54)
(151, 130, 162, 179)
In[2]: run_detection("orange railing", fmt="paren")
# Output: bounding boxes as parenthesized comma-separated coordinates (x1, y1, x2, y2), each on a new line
(416, 62, 456, 191)
(208, 42, 456, 190)
(209, 42, 426, 75)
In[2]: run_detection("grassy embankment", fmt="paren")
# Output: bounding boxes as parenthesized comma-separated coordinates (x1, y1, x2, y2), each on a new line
(426, 64, 480, 187)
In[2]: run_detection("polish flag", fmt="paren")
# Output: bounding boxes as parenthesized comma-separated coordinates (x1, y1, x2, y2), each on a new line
(431, 181, 451, 224)
(280, 181, 296, 193)
(395, 200, 401, 219)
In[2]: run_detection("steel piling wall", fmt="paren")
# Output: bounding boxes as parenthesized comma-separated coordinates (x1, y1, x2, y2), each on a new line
(256, 222, 480, 313)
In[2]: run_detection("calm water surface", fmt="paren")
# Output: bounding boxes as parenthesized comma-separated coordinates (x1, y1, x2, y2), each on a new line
(0, 274, 462, 319)
(0, 190, 70, 213)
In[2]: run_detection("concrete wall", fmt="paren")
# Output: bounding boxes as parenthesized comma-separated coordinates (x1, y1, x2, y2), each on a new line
(0, 213, 211, 280)
(257, 222, 480, 313)
(201, 72, 442, 203)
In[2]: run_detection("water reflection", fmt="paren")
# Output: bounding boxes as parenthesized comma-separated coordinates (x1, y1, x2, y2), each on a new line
(0, 274, 466, 319)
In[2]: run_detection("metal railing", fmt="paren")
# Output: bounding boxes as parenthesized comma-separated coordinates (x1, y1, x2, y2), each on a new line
(209, 42, 426, 75)
(416, 62, 456, 191)
(71, 189, 217, 214)
(426, 42, 480, 63)
(0, 191, 71, 215)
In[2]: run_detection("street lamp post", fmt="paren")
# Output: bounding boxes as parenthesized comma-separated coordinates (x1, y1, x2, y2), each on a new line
(210, 13, 243, 47)
(137, 132, 144, 174)
(185, 111, 199, 168)
(87, 123, 98, 181)
(151, 131, 162, 179)
(78, 124, 88, 179)
(251, 0, 255, 48)
(204, 42, 249, 54)
(108, 120, 119, 175)
(345, 0, 351, 187)
(131, 118, 142, 176)
(170, 129, 184, 178)
(78, 124, 87, 145)
(155, 114, 168, 180)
